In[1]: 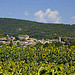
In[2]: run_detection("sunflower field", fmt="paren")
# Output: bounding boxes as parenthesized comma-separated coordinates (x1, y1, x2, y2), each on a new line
(0, 44, 75, 75)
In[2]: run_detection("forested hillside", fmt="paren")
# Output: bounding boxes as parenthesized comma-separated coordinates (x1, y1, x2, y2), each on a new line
(0, 18, 75, 39)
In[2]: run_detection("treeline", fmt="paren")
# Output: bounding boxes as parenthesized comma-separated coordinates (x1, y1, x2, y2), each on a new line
(0, 18, 75, 39)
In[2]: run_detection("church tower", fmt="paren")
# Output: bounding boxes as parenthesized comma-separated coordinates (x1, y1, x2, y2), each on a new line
(59, 37, 61, 42)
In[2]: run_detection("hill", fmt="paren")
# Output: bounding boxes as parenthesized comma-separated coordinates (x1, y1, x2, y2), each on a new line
(0, 18, 75, 39)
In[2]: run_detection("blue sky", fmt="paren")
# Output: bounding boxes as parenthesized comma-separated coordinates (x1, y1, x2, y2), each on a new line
(0, 0, 75, 24)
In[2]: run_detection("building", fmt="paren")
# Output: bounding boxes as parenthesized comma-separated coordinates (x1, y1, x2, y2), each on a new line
(18, 35, 29, 40)
(26, 41, 36, 46)
(10, 36, 15, 41)
(53, 39, 59, 42)
(61, 41, 65, 44)
(12, 40, 20, 46)
(4, 41, 10, 45)
(0, 37, 6, 41)
(6, 35, 10, 40)
(59, 37, 61, 42)
(27, 38, 37, 42)
(0, 41, 5, 44)
(49, 40, 53, 43)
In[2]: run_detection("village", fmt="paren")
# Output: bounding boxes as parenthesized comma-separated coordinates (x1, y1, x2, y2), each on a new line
(0, 35, 65, 47)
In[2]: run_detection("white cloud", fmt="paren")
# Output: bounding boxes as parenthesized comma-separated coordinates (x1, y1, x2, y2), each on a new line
(71, 16, 75, 24)
(24, 11, 29, 16)
(34, 8, 62, 23)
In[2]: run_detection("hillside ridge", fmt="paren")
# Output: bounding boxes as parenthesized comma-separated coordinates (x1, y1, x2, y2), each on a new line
(0, 18, 75, 39)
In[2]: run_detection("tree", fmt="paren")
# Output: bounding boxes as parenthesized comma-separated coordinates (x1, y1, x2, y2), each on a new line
(14, 36, 20, 41)
(9, 40, 13, 47)
(43, 43, 49, 47)
(3, 34, 7, 37)
(0, 42, 3, 46)
(17, 42, 21, 47)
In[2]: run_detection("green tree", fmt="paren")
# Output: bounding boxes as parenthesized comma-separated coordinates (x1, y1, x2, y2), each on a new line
(9, 40, 13, 47)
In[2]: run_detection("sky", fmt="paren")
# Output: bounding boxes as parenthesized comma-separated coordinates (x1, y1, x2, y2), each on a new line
(0, 0, 75, 24)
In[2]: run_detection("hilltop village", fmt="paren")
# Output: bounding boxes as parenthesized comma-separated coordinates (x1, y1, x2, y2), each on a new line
(0, 35, 65, 47)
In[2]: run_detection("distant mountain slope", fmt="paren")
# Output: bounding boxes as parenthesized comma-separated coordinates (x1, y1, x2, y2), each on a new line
(0, 18, 75, 39)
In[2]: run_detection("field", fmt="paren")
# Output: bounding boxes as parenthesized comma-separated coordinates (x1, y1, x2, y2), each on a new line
(0, 44, 75, 75)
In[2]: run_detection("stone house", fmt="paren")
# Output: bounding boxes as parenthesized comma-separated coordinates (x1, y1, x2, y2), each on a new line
(18, 35, 29, 40)
(10, 36, 15, 41)
(0, 37, 6, 40)
(12, 40, 20, 46)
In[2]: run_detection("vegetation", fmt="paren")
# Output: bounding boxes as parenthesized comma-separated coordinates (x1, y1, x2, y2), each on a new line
(9, 40, 13, 47)
(0, 43, 3, 46)
(0, 18, 75, 39)
(0, 44, 75, 75)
